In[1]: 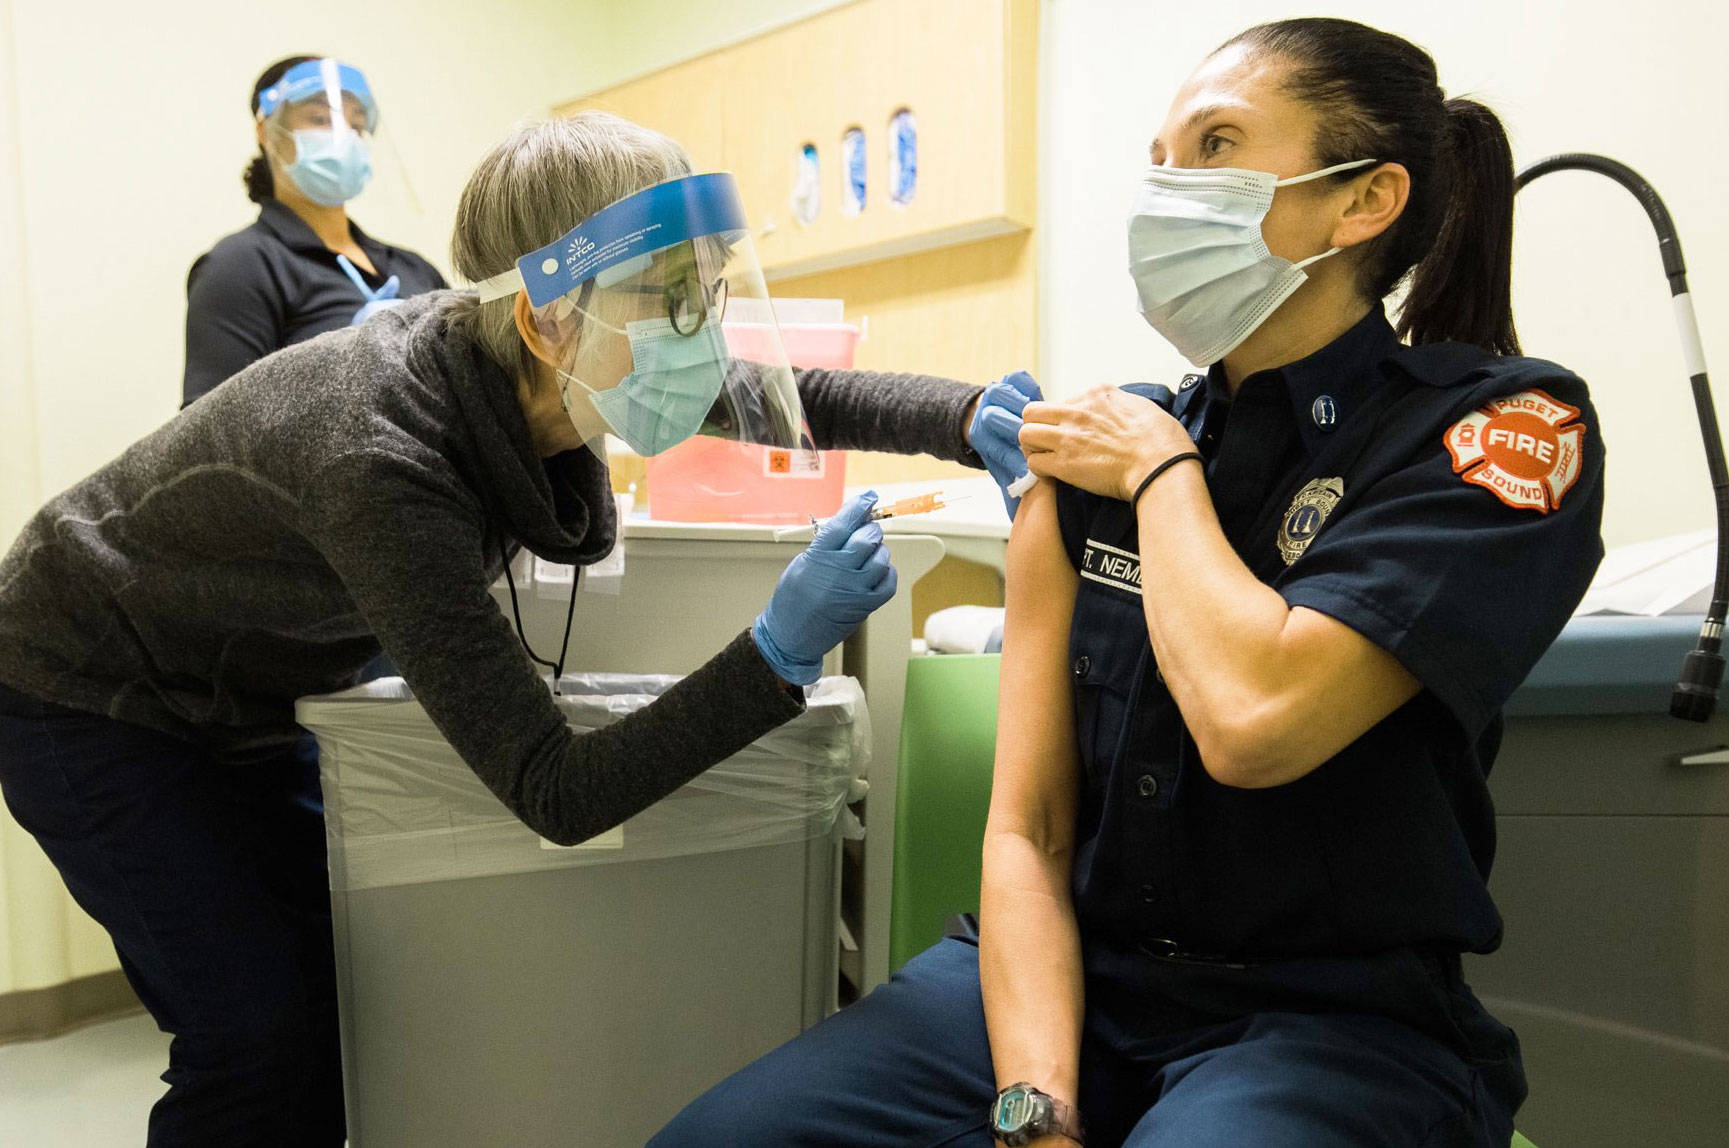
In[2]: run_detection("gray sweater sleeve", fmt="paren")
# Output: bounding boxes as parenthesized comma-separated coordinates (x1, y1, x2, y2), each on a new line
(307, 450, 803, 845)
(795, 367, 986, 465)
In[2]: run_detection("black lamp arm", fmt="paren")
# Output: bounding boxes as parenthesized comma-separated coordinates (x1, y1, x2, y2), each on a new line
(1515, 153, 1727, 721)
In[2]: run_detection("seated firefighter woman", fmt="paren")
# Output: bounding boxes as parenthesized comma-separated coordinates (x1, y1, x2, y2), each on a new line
(653, 16, 1604, 1148)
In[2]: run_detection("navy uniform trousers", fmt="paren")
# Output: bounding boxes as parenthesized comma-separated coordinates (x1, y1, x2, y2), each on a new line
(651, 936, 1519, 1148)
(0, 683, 344, 1146)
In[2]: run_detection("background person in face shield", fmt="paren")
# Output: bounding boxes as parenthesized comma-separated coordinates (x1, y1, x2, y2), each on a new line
(180, 55, 447, 407)
(0, 111, 1019, 1144)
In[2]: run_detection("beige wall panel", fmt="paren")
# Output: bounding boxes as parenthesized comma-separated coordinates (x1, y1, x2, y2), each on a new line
(570, 0, 1035, 280)
(554, 54, 729, 171)
(723, 0, 1020, 276)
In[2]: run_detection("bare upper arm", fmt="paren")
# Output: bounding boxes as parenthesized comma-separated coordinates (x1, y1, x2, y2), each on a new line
(986, 481, 1083, 853)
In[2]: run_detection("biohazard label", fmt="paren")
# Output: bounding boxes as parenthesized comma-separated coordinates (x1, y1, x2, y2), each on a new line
(1444, 389, 1586, 513)
(1278, 476, 1345, 566)
(764, 448, 825, 479)
(1081, 538, 1142, 596)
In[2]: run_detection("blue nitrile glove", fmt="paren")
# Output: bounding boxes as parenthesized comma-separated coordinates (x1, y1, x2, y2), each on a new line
(753, 491, 898, 686)
(968, 369, 1043, 519)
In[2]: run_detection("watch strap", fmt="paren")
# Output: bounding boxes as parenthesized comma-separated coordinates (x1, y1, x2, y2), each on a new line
(1044, 1093, 1085, 1143)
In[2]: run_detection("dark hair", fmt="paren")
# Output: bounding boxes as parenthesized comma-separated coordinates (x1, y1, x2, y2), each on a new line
(1221, 18, 1520, 354)
(243, 55, 318, 203)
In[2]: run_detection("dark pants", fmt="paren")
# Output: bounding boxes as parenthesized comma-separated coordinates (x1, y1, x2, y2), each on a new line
(652, 937, 1521, 1148)
(0, 683, 344, 1147)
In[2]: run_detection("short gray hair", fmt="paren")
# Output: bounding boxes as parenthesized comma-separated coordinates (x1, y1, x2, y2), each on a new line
(448, 111, 693, 384)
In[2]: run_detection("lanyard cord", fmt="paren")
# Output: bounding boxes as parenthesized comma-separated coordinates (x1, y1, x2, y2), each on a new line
(499, 536, 580, 696)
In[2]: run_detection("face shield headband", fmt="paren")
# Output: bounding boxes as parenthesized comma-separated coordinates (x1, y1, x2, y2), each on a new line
(475, 172, 747, 307)
(255, 58, 378, 134)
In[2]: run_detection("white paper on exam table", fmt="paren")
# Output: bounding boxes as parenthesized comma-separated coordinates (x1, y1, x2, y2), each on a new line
(1574, 528, 1716, 617)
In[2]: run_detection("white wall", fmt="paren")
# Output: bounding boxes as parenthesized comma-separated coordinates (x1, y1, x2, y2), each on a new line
(1041, 0, 1729, 547)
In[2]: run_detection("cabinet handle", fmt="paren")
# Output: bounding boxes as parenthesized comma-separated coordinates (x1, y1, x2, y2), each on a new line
(1676, 746, 1729, 766)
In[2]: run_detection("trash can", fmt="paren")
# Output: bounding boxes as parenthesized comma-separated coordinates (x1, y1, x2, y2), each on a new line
(296, 674, 868, 1148)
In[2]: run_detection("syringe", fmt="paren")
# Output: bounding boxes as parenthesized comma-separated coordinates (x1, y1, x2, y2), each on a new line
(772, 491, 966, 540)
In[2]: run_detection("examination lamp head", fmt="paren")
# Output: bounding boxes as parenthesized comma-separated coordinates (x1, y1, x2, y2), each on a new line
(1671, 642, 1724, 722)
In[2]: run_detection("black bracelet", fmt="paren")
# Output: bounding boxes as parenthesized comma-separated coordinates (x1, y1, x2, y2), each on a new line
(1130, 451, 1203, 507)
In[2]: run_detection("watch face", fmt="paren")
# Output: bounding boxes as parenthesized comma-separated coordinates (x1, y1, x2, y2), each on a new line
(993, 1086, 1032, 1132)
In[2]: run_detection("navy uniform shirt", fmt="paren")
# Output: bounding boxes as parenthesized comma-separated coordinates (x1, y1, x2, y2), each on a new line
(182, 199, 446, 406)
(1055, 307, 1605, 975)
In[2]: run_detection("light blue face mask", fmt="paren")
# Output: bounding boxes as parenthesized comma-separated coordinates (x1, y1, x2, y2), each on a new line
(560, 315, 730, 456)
(287, 129, 373, 206)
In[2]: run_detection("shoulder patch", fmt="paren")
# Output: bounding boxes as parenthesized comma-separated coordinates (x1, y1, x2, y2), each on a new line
(1444, 389, 1586, 513)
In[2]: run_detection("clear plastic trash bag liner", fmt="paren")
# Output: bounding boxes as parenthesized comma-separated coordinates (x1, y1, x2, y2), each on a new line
(297, 674, 869, 891)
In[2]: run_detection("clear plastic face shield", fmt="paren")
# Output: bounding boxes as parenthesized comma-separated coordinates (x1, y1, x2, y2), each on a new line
(478, 173, 808, 462)
(256, 58, 379, 207)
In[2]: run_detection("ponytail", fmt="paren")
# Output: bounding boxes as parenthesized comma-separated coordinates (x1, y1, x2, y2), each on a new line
(243, 152, 274, 203)
(1222, 19, 1522, 354)
(1399, 99, 1519, 354)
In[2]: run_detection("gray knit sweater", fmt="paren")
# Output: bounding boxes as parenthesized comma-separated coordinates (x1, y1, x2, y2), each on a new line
(0, 292, 983, 844)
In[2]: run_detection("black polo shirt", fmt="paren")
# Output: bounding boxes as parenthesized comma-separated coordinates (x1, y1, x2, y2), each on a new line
(1056, 307, 1605, 971)
(182, 199, 446, 406)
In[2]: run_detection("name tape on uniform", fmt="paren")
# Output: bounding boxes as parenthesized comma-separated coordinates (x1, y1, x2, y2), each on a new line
(1081, 538, 1142, 595)
(1444, 389, 1586, 515)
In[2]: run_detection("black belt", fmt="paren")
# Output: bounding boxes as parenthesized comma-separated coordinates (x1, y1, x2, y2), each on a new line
(1137, 937, 1257, 970)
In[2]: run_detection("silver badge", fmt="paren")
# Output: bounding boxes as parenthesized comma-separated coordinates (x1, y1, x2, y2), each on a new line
(1278, 476, 1345, 566)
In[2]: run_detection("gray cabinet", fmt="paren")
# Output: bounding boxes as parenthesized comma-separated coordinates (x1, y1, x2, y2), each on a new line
(1464, 616, 1729, 1147)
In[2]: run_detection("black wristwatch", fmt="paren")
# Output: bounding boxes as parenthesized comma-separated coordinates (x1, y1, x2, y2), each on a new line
(990, 1082, 1085, 1146)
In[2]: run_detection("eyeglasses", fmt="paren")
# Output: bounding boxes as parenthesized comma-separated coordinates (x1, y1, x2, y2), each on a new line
(613, 271, 729, 336)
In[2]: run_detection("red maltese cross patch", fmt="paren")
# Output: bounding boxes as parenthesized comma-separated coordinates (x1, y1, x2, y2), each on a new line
(1444, 389, 1587, 514)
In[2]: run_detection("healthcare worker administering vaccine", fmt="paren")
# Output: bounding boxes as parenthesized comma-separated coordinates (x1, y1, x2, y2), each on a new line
(0, 111, 1031, 1145)
(655, 18, 1604, 1148)
(181, 56, 446, 406)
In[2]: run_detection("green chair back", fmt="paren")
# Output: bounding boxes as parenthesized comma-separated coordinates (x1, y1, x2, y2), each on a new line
(891, 653, 1001, 971)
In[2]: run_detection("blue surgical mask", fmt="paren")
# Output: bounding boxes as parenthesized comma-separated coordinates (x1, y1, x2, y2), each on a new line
(560, 316, 729, 456)
(287, 129, 373, 206)
(1127, 158, 1376, 365)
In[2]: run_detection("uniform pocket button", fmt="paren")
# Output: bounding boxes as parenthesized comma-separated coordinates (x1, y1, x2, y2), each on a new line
(1139, 884, 1156, 904)
(1136, 774, 1159, 798)
(1073, 655, 1090, 678)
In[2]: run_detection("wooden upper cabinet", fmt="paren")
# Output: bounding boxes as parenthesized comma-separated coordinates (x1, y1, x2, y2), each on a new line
(559, 52, 728, 171)
(555, 0, 1036, 281)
